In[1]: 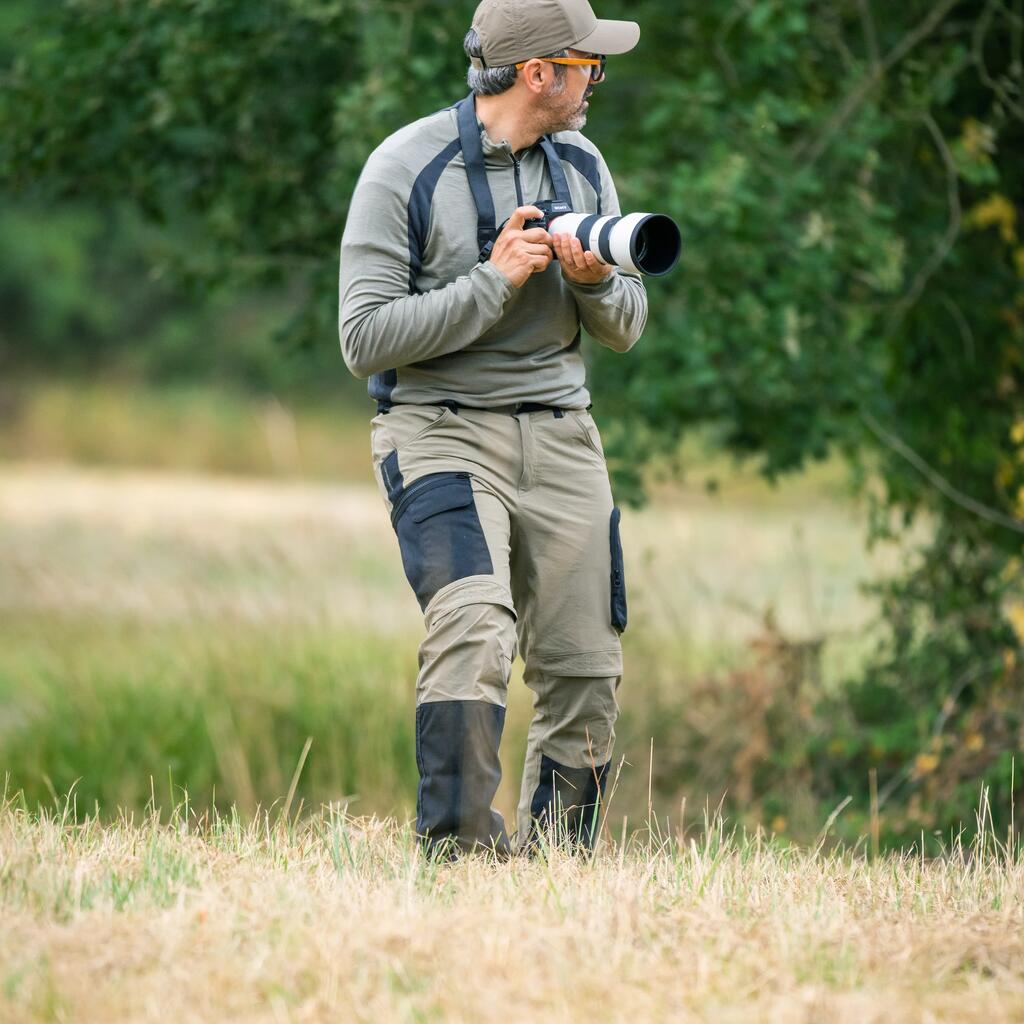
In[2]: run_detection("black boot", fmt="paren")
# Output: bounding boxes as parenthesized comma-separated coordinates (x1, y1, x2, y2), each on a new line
(415, 700, 511, 858)
(528, 756, 609, 853)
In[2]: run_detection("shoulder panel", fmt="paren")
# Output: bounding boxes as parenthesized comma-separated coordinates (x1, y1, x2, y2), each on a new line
(549, 131, 603, 214)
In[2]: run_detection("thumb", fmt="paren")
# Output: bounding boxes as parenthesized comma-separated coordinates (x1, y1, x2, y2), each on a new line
(504, 205, 544, 232)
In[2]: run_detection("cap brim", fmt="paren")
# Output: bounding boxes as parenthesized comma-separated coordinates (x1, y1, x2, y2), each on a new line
(572, 18, 640, 56)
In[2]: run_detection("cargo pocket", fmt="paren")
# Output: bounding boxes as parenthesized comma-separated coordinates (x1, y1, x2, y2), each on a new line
(392, 472, 493, 611)
(609, 507, 627, 633)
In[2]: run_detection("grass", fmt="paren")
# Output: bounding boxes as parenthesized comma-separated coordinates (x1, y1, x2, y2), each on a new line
(1, 382, 1016, 1020)
(0, 380, 372, 481)
(0, 456, 897, 841)
(0, 613, 421, 818)
(1, 785, 1021, 1023)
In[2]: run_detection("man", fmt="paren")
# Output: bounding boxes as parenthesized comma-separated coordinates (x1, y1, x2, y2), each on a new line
(338, 0, 646, 857)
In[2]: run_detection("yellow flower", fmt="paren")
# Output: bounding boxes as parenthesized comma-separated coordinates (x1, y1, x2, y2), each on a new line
(1008, 604, 1024, 644)
(965, 193, 1018, 245)
(964, 731, 985, 753)
(913, 753, 939, 778)
(770, 816, 787, 834)
(960, 118, 996, 157)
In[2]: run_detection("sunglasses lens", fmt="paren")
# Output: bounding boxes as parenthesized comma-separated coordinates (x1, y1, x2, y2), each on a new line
(592, 56, 607, 82)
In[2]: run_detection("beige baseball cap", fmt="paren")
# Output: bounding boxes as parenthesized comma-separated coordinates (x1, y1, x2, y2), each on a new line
(470, 0, 640, 69)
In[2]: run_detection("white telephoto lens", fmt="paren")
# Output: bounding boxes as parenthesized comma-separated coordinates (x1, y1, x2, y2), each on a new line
(549, 211, 682, 276)
(587, 216, 615, 264)
(549, 213, 617, 266)
(547, 213, 586, 241)
(609, 213, 649, 275)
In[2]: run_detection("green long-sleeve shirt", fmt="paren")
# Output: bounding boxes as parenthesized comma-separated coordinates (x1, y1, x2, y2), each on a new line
(338, 98, 648, 409)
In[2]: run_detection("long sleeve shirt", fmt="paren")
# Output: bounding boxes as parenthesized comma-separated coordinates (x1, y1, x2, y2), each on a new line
(338, 100, 648, 409)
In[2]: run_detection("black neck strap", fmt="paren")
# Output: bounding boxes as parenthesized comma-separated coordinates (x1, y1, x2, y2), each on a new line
(455, 93, 573, 259)
(538, 135, 572, 203)
(456, 94, 497, 257)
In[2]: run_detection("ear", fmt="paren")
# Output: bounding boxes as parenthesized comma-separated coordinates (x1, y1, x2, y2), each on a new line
(518, 58, 552, 97)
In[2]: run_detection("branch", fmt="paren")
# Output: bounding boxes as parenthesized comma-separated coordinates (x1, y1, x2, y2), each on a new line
(972, 0, 1024, 121)
(876, 655, 1004, 808)
(1015, 0, 1023, 86)
(713, 0, 757, 90)
(939, 293, 976, 363)
(861, 411, 1024, 535)
(820, 6, 858, 74)
(858, 0, 882, 72)
(791, 0, 963, 167)
(886, 111, 962, 332)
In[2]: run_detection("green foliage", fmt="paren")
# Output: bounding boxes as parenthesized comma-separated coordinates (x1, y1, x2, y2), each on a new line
(2, 0, 1023, 844)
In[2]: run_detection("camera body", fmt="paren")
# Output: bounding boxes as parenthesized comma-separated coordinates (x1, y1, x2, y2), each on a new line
(522, 199, 574, 231)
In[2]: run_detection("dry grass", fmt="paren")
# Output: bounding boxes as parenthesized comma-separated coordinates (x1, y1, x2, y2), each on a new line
(1, 786, 1021, 1024)
(0, 382, 373, 482)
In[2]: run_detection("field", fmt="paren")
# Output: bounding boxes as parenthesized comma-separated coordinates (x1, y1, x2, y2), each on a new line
(0, 447, 895, 834)
(2, 794, 1022, 1023)
(5, 385, 1018, 1022)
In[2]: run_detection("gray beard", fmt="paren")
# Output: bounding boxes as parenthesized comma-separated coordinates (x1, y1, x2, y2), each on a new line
(538, 89, 589, 134)
(559, 107, 588, 131)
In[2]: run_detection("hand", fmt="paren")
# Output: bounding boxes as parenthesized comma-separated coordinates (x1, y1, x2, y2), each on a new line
(552, 232, 615, 285)
(489, 206, 554, 288)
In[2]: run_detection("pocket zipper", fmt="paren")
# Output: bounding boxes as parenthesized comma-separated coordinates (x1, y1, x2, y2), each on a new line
(390, 472, 471, 528)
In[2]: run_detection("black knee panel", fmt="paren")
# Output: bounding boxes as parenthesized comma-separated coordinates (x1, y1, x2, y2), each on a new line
(530, 755, 610, 851)
(415, 699, 510, 856)
(385, 463, 493, 611)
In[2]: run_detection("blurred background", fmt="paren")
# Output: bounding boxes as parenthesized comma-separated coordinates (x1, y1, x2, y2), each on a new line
(1, 0, 1022, 853)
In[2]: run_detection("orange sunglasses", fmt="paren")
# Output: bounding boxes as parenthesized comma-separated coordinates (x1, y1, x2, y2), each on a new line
(515, 54, 607, 83)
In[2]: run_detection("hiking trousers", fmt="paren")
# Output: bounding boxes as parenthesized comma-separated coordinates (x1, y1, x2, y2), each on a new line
(370, 403, 628, 855)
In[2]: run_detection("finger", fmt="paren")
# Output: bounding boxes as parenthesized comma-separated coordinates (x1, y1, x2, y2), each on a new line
(529, 254, 551, 271)
(520, 227, 553, 245)
(555, 237, 575, 266)
(571, 238, 589, 268)
(521, 242, 554, 256)
(505, 206, 545, 232)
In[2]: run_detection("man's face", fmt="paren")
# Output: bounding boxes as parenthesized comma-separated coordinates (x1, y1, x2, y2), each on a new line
(539, 48, 599, 133)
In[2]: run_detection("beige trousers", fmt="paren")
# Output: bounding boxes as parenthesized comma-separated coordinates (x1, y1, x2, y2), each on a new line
(370, 403, 626, 853)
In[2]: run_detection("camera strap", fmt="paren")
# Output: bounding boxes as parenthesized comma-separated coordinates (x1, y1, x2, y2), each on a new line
(455, 93, 573, 262)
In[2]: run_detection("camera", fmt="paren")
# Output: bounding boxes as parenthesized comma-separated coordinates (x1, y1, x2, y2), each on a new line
(524, 199, 681, 278)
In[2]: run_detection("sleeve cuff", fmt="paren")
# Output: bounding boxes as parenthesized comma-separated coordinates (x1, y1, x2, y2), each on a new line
(567, 273, 618, 297)
(472, 260, 515, 302)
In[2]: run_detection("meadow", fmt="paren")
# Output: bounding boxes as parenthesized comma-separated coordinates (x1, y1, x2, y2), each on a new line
(6, 384, 1020, 1022)
(0, 384, 902, 838)
(1, 791, 1021, 1022)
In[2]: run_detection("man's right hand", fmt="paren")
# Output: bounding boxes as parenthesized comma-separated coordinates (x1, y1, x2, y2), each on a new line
(489, 206, 553, 288)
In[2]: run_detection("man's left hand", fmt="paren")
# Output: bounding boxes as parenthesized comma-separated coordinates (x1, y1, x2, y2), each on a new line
(552, 233, 615, 286)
